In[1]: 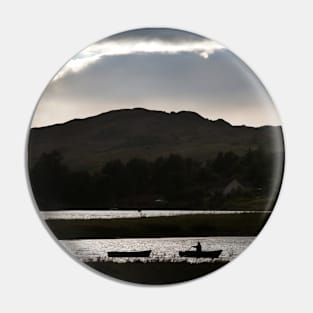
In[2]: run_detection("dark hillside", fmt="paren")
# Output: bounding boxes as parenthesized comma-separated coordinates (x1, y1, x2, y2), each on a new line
(29, 108, 284, 171)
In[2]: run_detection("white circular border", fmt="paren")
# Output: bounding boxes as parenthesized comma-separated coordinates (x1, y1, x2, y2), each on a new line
(1, 1, 312, 312)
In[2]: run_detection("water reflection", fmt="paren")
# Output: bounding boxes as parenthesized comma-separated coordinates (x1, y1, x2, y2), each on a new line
(43, 210, 270, 220)
(62, 236, 254, 263)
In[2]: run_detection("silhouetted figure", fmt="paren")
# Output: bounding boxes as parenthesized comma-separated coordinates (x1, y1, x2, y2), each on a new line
(193, 242, 202, 252)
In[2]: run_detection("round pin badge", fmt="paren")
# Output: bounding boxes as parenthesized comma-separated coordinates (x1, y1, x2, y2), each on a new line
(28, 28, 284, 284)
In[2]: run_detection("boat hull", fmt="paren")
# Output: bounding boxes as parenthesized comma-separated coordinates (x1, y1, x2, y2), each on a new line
(179, 250, 222, 259)
(108, 250, 151, 257)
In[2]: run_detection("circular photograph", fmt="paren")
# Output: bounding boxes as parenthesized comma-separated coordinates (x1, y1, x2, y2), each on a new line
(28, 28, 284, 284)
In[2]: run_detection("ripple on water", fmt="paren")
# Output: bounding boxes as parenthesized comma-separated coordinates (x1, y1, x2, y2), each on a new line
(61, 236, 254, 263)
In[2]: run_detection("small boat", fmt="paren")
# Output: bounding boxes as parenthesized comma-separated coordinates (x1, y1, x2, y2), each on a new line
(179, 249, 222, 259)
(108, 250, 151, 257)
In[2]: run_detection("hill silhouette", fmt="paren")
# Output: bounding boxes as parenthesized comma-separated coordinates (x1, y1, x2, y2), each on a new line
(28, 108, 283, 171)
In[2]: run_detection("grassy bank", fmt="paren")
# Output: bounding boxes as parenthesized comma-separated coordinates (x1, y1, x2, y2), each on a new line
(85, 260, 229, 284)
(46, 212, 271, 239)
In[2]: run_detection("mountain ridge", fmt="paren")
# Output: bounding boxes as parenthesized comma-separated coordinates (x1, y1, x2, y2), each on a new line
(31, 108, 278, 130)
(29, 108, 284, 171)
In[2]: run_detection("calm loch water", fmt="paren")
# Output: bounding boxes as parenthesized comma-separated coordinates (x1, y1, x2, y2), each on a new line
(61, 237, 254, 263)
(42, 210, 270, 220)
(45, 210, 261, 265)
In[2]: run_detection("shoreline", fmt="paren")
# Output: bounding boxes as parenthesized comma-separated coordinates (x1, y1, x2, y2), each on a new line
(42, 210, 273, 220)
(46, 213, 271, 240)
(85, 260, 229, 284)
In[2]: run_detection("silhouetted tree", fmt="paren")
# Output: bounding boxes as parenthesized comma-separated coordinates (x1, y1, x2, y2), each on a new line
(29, 149, 278, 210)
(29, 151, 70, 208)
(212, 151, 240, 179)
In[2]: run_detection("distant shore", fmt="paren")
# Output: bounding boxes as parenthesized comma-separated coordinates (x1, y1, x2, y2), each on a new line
(46, 213, 271, 239)
(85, 260, 229, 284)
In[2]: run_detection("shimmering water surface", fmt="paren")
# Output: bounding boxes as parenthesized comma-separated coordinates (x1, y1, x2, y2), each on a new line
(42, 210, 270, 220)
(45, 211, 260, 265)
(62, 237, 254, 263)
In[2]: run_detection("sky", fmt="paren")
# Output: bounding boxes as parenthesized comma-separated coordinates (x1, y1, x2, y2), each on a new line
(32, 28, 280, 127)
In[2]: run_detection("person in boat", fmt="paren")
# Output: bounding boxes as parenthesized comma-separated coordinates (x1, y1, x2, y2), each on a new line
(193, 242, 202, 252)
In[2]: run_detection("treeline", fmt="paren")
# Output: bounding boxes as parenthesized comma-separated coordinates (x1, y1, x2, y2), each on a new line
(29, 150, 281, 210)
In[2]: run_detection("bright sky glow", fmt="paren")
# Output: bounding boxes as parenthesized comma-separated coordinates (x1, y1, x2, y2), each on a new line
(32, 28, 281, 128)
(53, 39, 224, 80)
